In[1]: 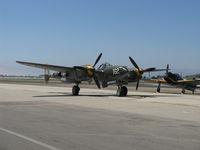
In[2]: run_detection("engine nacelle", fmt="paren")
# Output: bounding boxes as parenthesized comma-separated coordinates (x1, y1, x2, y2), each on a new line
(52, 72, 62, 79)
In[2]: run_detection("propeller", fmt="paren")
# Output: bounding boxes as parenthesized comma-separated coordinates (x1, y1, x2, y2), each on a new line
(74, 53, 102, 89)
(129, 56, 156, 90)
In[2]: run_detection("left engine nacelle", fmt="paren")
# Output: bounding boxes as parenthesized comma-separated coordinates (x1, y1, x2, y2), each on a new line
(52, 72, 62, 79)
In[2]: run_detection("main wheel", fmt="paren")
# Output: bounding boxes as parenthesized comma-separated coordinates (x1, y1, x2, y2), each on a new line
(181, 89, 185, 94)
(121, 86, 128, 96)
(72, 86, 80, 96)
(116, 86, 128, 97)
(157, 87, 160, 93)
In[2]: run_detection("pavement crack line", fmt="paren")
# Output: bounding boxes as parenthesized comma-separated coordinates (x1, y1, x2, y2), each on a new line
(0, 127, 61, 150)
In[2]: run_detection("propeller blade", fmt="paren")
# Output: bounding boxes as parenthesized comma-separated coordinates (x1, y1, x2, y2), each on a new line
(152, 69, 167, 72)
(166, 64, 169, 74)
(136, 79, 140, 90)
(129, 56, 140, 70)
(73, 66, 85, 70)
(93, 75, 101, 89)
(143, 67, 156, 72)
(93, 53, 102, 67)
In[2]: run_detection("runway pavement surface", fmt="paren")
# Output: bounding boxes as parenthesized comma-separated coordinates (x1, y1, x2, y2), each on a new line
(0, 83, 200, 150)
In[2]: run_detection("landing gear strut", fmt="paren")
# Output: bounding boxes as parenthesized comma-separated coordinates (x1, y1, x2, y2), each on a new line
(157, 82, 161, 93)
(192, 90, 195, 94)
(116, 86, 128, 97)
(72, 85, 80, 96)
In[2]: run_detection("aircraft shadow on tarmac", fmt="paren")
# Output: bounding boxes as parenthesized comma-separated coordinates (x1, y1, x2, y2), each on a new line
(33, 92, 179, 98)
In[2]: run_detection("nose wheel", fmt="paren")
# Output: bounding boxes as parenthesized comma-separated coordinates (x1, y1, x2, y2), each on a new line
(72, 85, 80, 96)
(116, 86, 128, 97)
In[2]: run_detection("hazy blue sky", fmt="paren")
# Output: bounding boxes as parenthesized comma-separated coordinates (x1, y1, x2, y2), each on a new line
(0, 0, 200, 75)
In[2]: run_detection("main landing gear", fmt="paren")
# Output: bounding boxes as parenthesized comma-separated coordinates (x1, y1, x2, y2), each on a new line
(116, 86, 128, 97)
(157, 82, 161, 93)
(192, 90, 195, 94)
(72, 85, 80, 96)
(181, 88, 185, 94)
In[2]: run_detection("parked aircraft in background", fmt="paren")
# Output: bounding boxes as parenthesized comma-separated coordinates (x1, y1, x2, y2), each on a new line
(151, 64, 200, 94)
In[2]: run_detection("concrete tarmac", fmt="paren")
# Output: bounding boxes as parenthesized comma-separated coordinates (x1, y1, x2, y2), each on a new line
(0, 83, 200, 150)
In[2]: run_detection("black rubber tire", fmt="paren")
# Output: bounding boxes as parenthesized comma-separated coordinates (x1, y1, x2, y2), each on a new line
(116, 86, 128, 97)
(72, 86, 80, 96)
(181, 89, 185, 94)
(121, 86, 128, 96)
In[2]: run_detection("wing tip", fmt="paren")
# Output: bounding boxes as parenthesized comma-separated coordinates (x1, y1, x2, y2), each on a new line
(16, 61, 24, 64)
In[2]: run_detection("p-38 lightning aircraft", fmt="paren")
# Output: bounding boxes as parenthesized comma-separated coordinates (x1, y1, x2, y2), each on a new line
(17, 54, 164, 96)
(151, 64, 200, 94)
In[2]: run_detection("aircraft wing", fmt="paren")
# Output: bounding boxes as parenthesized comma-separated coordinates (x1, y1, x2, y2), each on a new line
(176, 79, 200, 84)
(16, 61, 74, 73)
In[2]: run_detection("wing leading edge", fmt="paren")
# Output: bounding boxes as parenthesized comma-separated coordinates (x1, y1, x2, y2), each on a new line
(150, 79, 200, 85)
(16, 61, 74, 73)
(150, 79, 166, 83)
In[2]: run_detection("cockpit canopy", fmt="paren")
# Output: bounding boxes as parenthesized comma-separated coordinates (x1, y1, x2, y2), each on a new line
(174, 73, 183, 80)
(98, 63, 112, 70)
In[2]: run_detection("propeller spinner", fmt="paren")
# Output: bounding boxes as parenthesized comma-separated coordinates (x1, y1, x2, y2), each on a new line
(74, 53, 102, 89)
(129, 56, 156, 90)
